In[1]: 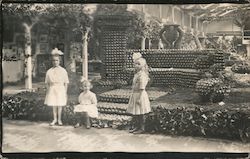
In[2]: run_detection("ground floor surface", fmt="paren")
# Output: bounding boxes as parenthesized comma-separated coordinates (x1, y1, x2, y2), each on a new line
(2, 119, 250, 153)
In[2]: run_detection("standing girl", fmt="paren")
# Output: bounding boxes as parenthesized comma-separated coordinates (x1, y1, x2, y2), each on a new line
(127, 53, 151, 134)
(73, 79, 98, 129)
(44, 48, 69, 126)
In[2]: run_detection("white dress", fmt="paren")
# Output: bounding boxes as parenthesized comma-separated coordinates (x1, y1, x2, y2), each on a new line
(74, 91, 98, 118)
(44, 66, 69, 106)
(126, 71, 151, 115)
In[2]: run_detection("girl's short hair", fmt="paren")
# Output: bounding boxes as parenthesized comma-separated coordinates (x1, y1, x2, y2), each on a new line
(132, 52, 142, 61)
(135, 57, 150, 76)
(52, 55, 60, 59)
(136, 58, 146, 66)
(80, 77, 93, 89)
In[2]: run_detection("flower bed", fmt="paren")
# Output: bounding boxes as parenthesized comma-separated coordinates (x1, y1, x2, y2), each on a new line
(195, 78, 230, 103)
(2, 92, 250, 142)
(1, 92, 131, 128)
(92, 113, 132, 129)
(147, 104, 250, 142)
(231, 61, 250, 74)
(2, 92, 49, 121)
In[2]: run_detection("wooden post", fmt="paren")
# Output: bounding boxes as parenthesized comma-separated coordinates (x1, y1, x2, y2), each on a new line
(158, 39, 163, 49)
(82, 28, 90, 80)
(193, 32, 203, 50)
(181, 11, 185, 27)
(171, 5, 175, 24)
(141, 36, 146, 50)
(23, 23, 32, 90)
(149, 39, 152, 49)
(159, 5, 162, 19)
(246, 45, 250, 60)
(199, 37, 206, 48)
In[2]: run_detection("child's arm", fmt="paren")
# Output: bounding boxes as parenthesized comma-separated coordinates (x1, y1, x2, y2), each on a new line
(137, 73, 148, 104)
(139, 73, 148, 90)
(45, 71, 50, 93)
(64, 70, 69, 93)
(91, 93, 98, 105)
(78, 93, 82, 104)
(64, 83, 68, 94)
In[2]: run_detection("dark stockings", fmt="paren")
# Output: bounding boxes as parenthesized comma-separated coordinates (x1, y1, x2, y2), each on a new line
(138, 115, 145, 131)
(75, 112, 91, 128)
(130, 115, 145, 133)
(83, 112, 91, 128)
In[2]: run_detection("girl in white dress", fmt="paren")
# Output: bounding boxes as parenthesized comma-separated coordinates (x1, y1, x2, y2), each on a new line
(44, 48, 69, 126)
(74, 79, 98, 129)
(126, 53, 151, 134)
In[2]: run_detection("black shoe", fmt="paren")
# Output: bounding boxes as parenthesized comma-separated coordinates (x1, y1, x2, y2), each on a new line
(129, 128, 139, 133)
(133, 129, 145, 134)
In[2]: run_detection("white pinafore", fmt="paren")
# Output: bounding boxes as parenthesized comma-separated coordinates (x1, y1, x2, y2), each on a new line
(44, 66, 69, 106)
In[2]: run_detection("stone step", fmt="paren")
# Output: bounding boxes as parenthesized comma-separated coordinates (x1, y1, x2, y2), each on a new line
(125, 49, 224, 69)
(98, 89, 168, 103)
(92, 113, 132, 129)
(98, 102, 128, 115)
(123, 68, 202, 88)
(96, 113, 132, 121)
(126, 68, 201, 73)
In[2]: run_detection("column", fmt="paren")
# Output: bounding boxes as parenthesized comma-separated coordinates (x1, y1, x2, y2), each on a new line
(149, 39, 152, 49)
(194, 35, 203, 50)
(199, 37, 206, 48)
(82, 29, 89, 79)
(141, 37, 146, 50)
(159, 5, 162, 19)
(171, 5, 175, 23)
(158, 39, 163, 49)
(181, 11, 185, 27)
(247, 45, 250, 59)
(23, 23, 33, 90)
(189, 15, 192, 29)
(142, 4, 145, 13)
(203, 21, 208, 35)
(196, 17, 199, 32)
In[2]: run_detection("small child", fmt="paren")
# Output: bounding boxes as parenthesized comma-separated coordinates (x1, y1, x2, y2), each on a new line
(73, 78, 98, 129)
(126, 53, 151, 134)
(44, 48, 69, 126)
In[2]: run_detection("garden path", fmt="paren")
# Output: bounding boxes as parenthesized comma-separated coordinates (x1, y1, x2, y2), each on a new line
(2, 119, 250, 153)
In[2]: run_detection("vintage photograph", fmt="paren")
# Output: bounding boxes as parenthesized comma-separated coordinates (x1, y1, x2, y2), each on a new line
(1, 3, 250, 154)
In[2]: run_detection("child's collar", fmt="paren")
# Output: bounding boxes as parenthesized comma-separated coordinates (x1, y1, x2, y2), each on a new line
(53, 65, 60, 68)
(83, 90, 90, 93)
(136, 70, 144, 75)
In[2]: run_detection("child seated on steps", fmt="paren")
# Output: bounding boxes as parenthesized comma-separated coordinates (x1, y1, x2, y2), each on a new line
(74, 78, 98, 129)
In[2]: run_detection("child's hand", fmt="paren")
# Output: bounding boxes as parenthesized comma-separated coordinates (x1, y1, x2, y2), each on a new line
(136, 100, 141, 105)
